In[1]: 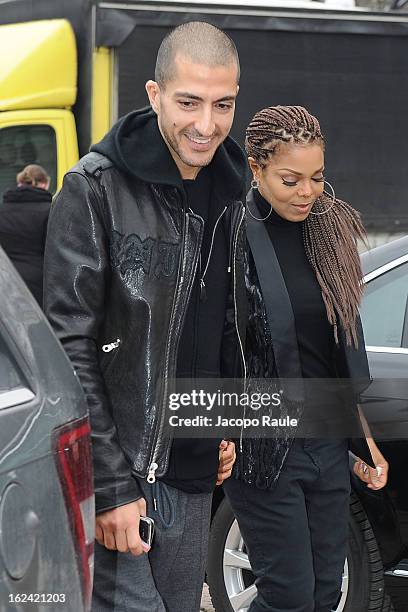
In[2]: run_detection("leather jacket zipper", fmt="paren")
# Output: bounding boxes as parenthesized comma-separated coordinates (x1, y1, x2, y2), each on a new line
(100, 338, 122, 376)
(147, 202, 244, 480)
(147, 462, 159, 484)
(102, 339, 121, 353)
(232, 206, 248, 452)
(146, 210, 201, 483)
(233, 206, 246, 382)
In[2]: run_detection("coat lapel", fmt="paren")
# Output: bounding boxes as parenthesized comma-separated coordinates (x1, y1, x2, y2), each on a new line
(246, 190, 303, 400)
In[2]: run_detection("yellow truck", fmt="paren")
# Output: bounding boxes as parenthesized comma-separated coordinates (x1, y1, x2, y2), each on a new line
(1, 0, 407, 234)
(0, 17, 114, 194)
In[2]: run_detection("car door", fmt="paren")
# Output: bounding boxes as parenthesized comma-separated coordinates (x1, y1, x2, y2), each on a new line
(359, 257, 408, 566)
(360, 259, 408, 438)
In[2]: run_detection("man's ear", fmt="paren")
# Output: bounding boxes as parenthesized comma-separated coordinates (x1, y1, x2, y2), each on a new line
(145, 80, 161, 113)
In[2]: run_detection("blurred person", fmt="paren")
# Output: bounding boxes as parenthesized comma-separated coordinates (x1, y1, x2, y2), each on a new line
(225, 105, 388, 612)
(0, 164, 51, 306)
(43, 21, 244, 612)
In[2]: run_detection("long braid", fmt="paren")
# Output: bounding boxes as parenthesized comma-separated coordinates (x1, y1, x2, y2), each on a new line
(246, 105, 365, 347)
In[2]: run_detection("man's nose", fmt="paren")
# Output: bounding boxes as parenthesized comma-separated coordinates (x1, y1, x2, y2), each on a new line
(195, 108, 216, 137)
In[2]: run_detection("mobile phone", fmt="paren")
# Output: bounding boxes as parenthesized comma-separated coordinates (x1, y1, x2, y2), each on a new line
(139, 516, 155, 547)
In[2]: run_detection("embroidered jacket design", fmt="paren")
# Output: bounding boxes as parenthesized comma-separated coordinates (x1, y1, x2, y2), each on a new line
(110, 230, 179, 279)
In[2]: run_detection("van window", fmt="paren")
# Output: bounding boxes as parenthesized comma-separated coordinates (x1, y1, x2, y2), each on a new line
(361, 263, 408, 348)
(0, 125, 57, 199)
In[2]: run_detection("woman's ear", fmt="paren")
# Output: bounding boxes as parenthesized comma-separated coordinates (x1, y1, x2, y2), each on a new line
(248, 157, 260, 179)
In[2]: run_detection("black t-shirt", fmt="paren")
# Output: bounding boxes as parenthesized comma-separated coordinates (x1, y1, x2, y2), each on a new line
(161, 167, 229, 493)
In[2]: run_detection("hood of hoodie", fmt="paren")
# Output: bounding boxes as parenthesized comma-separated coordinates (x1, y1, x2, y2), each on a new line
(91, 106, 247, 200)
(3, 186, 52, 205)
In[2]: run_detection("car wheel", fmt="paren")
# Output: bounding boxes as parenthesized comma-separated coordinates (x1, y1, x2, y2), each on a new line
(207, 494, 393, 612)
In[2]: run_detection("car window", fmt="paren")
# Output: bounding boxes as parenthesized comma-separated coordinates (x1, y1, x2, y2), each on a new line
(0, 124, 57, 198)
(0, 334, 34, 409)
(361, 262, 408, 348)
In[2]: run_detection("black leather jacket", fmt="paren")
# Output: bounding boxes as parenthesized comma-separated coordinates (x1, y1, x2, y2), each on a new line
(44, 109, 247, 513)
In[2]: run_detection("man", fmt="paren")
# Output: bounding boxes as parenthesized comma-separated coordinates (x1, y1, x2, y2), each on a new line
(44, 21, 247, 612)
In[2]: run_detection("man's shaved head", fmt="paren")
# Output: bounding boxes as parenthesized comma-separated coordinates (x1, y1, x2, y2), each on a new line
(155, 21, 240, 88)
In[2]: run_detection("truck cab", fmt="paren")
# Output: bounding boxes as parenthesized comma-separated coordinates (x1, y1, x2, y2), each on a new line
(0, 20, 79, 194)
(0, 14, 115, 195)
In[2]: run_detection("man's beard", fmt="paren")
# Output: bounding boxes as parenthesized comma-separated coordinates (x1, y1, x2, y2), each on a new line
(161, 124, 215, 169)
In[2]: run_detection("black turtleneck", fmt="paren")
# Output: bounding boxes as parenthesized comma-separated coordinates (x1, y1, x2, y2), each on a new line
(253, 188, 336, 379)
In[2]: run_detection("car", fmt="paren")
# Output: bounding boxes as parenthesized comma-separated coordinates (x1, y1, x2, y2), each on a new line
(0, 245, 94, 611)
(207, 235, 408, 612)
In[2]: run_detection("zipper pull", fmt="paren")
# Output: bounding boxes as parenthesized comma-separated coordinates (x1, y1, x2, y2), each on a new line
(147, 462, 159, 484)
(200, 278, 207, 302)
(102, 338, 121, 353)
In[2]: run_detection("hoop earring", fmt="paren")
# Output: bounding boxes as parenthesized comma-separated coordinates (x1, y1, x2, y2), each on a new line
(310, 180, 336, 216)
(247, 181, 273, 222)
(246, 201, 273, 222)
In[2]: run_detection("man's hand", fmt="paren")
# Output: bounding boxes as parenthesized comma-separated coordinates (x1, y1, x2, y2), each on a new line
(216, 440, 236, 485)
(95, 498, 149, 556)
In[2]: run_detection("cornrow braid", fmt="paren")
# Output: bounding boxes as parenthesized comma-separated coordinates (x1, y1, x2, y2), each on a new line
(245, 105, 365, 347)
(245, 105, 322, 168)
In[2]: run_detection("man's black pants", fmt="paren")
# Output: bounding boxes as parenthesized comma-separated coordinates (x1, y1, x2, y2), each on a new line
(224, 438, 350, 612)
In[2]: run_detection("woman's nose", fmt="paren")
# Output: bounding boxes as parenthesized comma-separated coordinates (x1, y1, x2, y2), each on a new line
(297, 179, 314, 198)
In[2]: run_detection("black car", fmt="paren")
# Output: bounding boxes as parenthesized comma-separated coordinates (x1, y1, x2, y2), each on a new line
(207, 235, 408, 612)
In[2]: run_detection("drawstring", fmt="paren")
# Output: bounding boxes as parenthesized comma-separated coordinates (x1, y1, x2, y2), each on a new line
(152, 481, 175, 529)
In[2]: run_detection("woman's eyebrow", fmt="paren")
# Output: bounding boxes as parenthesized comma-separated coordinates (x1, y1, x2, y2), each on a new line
(278, 166, 324, 175)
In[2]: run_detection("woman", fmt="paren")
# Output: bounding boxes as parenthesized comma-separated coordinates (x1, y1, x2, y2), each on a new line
(0, 164, 52, 307)
(224, 106, 388, 612)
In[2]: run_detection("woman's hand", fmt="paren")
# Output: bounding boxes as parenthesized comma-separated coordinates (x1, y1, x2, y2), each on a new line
(354, 406, 389, 490)
(216, 440, 236, 485)
(353, 442, 389, 490)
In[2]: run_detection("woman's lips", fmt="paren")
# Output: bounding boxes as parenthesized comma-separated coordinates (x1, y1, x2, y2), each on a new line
(292, 202, 312, 213)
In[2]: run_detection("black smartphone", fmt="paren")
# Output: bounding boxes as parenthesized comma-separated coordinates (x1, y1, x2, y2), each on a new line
(139, 516, 155, 547)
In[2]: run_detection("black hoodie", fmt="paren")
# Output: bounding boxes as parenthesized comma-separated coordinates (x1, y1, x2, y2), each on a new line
(91, 106, 246, 198)
(0, 186, 52, 306)
(92, 107, 247, 492)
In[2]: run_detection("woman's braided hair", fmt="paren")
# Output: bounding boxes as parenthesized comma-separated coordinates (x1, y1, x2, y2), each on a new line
(246, 105, 366, 346)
